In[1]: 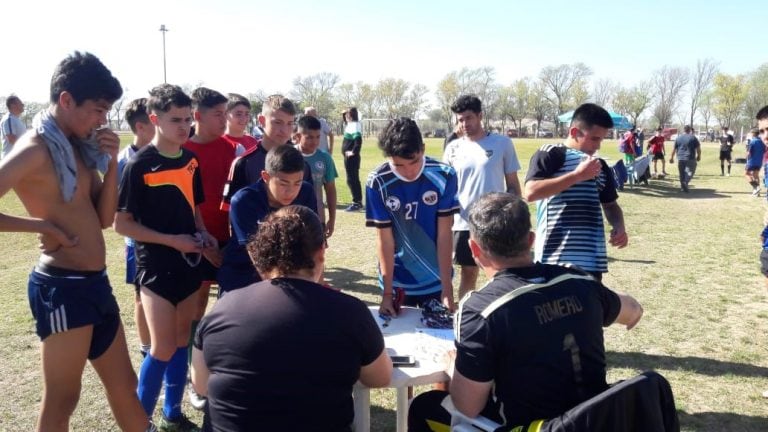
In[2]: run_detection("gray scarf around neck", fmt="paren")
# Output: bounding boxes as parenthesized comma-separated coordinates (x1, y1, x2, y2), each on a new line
(32, 110, 111, 202)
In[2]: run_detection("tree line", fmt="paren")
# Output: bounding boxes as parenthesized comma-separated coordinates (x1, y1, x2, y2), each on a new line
(4, 60, 767, 137)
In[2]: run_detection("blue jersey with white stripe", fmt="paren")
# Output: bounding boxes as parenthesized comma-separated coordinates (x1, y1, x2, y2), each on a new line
(365, 157, 459, 295)
(526, 144, 618, 273)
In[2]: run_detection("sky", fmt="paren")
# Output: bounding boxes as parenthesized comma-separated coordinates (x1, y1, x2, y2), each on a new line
(2, 0, 761, 112)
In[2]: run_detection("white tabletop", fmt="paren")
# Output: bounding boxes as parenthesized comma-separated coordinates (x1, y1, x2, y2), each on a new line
(372, 306, 454, 387)
(352, 306, 453, 432)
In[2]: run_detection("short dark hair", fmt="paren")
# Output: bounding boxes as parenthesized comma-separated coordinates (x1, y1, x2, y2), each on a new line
(148, 84, 191, 114)
(656, 127, 663, 132)
(50, 52, 122, 105)
(262, 94, 297, 116)
(191, 87, 227, 111)
(227, 93, 251, 112)
(722, 126, 729, 131)
(756, 105, 768, 121)
(378, 117, 424, 159)
(570, 103, 613, 130)
(248, 205, 324, 277)
(125, 98, 150, 133)
(5, 95, 20, 110)
(265, 145, 305, 175)
(297, 115, 322, 132)
(451, 95, 482, 114)
(346, 107, 359, 122)
(468, 193, 531, 259)
(683, 125, 692, 133)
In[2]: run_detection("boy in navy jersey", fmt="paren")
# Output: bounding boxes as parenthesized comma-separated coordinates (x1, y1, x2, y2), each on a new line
(118, 98, 155, 359)
(366, 117, 459, 316)
(217, 145, 317, 295)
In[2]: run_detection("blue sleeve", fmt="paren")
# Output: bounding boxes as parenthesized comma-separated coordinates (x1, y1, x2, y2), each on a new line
(365, 174, 392, 228)
(229, 189, 263, 246)
(438, 168, 459, 217)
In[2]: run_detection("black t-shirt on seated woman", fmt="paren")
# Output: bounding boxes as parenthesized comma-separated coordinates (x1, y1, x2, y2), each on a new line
(195, 277, 385, 432)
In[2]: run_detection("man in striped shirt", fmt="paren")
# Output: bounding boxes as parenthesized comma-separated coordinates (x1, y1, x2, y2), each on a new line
(523, 103, 628, 281)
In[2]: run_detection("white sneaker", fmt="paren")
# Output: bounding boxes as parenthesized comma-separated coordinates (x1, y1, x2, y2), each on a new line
(752, 189, 760, 197)
(188, 385, 207, 410)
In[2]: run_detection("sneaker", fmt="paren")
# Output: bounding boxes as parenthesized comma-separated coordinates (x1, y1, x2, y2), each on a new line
(727, 173, 731, 177)
(188, 386, 207, 411)
(345, 203, 362, 212)
(762, 389, 768, 398)
(157, 413, 200, 432)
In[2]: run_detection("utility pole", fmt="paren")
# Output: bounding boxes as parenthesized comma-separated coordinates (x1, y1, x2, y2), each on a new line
(159, 24, 168, 83)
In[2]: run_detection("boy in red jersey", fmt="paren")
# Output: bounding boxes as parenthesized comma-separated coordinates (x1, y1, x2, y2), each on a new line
(223, 93, 258, 153)
(182, 87, 242, 409)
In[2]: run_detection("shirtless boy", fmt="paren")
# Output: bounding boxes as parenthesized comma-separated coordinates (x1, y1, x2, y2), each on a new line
(0, 52, 149, 431)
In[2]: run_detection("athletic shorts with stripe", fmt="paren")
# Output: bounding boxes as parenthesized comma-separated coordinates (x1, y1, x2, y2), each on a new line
(27, 265, 121, 360)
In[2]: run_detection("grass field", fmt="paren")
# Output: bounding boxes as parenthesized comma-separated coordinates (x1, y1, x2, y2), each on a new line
(1, 136, 767, 431)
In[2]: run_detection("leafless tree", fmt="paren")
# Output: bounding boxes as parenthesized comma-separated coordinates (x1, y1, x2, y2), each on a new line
(651, 66, 690, 127)
(539, 63, 592, 134)
(688, 58, 719, 128)
(592, 78, 618, 109)
(529, 82, 552, 137)
(108, 97, 125, 130)
(290, 72, 340, 117)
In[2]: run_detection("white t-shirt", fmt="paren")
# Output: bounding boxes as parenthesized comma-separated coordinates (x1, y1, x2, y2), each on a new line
(442, 132, 521, 231)
(0, 113, 26, 158)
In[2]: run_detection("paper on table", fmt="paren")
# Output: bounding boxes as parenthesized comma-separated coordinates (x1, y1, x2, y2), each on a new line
(416, 327, 454, 342)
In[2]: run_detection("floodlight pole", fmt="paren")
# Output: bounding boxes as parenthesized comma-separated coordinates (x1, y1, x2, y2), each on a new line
(159, 24, 168, 83)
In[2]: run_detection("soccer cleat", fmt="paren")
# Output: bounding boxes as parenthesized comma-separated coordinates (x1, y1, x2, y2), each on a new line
(157, 413, 200, 432)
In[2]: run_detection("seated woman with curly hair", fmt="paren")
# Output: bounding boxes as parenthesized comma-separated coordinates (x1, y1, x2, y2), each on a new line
(191, 205, 392, 431)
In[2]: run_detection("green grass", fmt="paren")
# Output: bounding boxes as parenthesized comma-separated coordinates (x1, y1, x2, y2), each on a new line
(1, 136, 767, 430)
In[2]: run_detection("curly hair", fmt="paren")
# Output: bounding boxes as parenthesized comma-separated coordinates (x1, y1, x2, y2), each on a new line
(247, 205, 324, 277)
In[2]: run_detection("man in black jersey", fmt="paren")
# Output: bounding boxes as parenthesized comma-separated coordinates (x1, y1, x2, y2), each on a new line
(408, 192, 646, 431)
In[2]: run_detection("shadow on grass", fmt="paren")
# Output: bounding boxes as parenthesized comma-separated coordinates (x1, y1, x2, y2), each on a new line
(619, 181, 729, 199)
(325, 266, 380, 300)
(607, 351, 768, 378)
(677, 410, 768, 431)
(370, 405, 397, 432)
(607, 258, 656, 264)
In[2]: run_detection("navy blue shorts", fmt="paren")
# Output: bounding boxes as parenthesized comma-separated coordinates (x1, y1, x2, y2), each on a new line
(27, 264, 121, 360)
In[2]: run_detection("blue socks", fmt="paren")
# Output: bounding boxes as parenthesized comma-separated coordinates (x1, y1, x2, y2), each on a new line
(137, 354, 169, 417)
(163, 346, 189, 420)
(136, 347, 188, 420)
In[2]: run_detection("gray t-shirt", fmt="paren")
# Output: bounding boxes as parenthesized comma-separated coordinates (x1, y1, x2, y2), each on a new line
(673, 134, 700, 161)
(0, 113, 26, 158)
(318, 117, 332, 153)
(443, 132, 521, 231)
